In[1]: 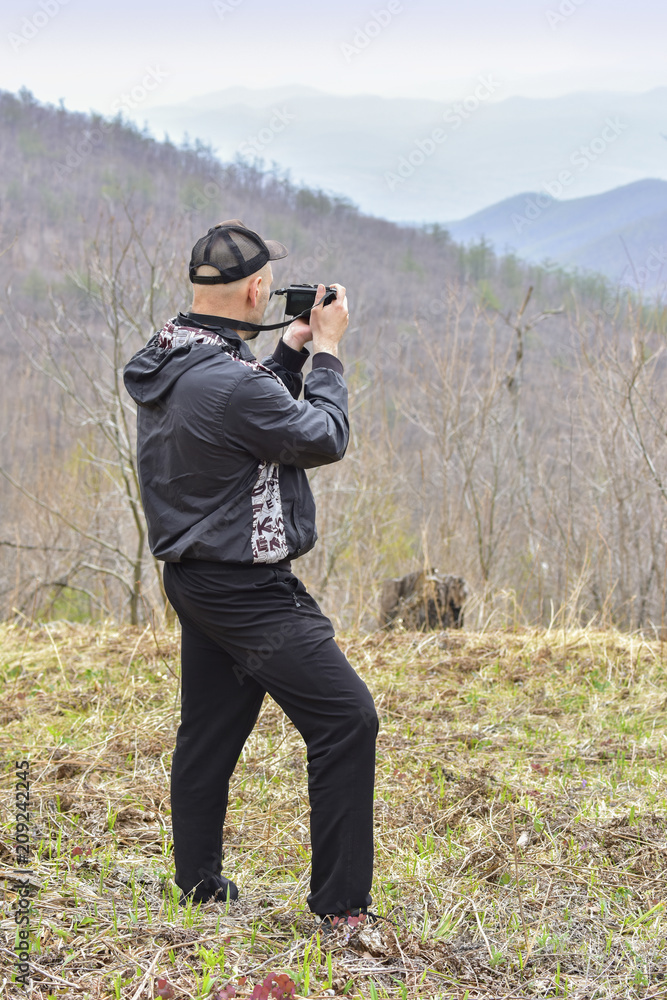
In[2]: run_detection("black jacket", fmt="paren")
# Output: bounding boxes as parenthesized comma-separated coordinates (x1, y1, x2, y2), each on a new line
(123, 312, 349, 563)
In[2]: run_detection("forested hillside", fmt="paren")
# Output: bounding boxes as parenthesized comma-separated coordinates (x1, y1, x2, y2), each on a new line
(1, 88, 666, 630)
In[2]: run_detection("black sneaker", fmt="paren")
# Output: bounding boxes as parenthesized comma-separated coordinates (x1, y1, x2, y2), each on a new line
(179, 874, 238, 906)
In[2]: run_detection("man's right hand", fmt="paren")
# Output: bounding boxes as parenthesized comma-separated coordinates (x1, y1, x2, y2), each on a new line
(310, 283, 348, 358)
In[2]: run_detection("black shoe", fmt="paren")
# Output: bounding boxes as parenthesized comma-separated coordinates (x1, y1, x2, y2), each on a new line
(179, 874, 238, 906)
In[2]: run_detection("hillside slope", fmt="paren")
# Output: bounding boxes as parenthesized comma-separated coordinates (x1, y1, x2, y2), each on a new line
(0, 87, 594, 339)
(1, 89, 666, 635)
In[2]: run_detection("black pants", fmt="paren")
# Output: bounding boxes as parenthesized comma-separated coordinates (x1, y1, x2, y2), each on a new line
(163, 559, 378, 915)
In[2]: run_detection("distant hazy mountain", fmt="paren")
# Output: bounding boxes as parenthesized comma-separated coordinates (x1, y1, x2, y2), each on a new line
(135, 85, 667, 223)
(445, 178, 667, 292)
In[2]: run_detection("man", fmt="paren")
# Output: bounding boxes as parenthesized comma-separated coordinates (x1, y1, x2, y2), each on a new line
(123, 220, 378, 925)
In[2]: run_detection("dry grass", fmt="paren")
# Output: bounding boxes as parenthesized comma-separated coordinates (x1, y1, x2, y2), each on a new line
(1, 621, 667, 999)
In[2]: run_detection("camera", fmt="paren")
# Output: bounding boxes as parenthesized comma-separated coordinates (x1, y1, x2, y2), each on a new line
(273, 284, 337, 320)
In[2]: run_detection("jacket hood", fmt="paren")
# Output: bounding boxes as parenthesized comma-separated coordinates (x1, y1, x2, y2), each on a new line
(123, 316, 248, 406)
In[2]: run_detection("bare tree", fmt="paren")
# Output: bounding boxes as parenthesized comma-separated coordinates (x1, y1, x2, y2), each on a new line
(2, 200, 182, 623)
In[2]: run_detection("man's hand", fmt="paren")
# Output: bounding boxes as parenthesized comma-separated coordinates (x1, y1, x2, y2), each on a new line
(310, 283, 348, 358)
(282, 318, 312, 353)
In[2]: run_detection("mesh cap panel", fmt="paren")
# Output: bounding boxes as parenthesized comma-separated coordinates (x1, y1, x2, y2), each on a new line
(189, 220, 288, 284)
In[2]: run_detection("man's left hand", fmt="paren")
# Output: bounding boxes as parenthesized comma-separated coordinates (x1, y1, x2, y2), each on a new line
(282, 318, 312, 353)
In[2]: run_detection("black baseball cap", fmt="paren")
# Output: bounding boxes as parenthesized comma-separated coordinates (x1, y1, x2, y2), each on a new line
(189, 219, 288, 284)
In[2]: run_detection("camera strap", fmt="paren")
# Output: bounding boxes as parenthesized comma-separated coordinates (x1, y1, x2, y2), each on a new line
(193, 291, 332, 334)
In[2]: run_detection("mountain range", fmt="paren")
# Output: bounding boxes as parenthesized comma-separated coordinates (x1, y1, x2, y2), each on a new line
(135, 84, 667, 226)
(446, 178, 667, 293)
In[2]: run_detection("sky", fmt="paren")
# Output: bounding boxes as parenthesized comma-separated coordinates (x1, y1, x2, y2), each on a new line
(2, 0, 667, 119)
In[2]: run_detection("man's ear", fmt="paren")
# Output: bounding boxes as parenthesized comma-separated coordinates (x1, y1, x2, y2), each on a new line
(248, 274, 262, 308)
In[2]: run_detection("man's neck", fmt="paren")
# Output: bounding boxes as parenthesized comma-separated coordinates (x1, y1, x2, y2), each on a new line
(185, 309, 250, 339)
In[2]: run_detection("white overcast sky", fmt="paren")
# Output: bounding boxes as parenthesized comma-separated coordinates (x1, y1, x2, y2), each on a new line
(1, 0, 666, 116)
